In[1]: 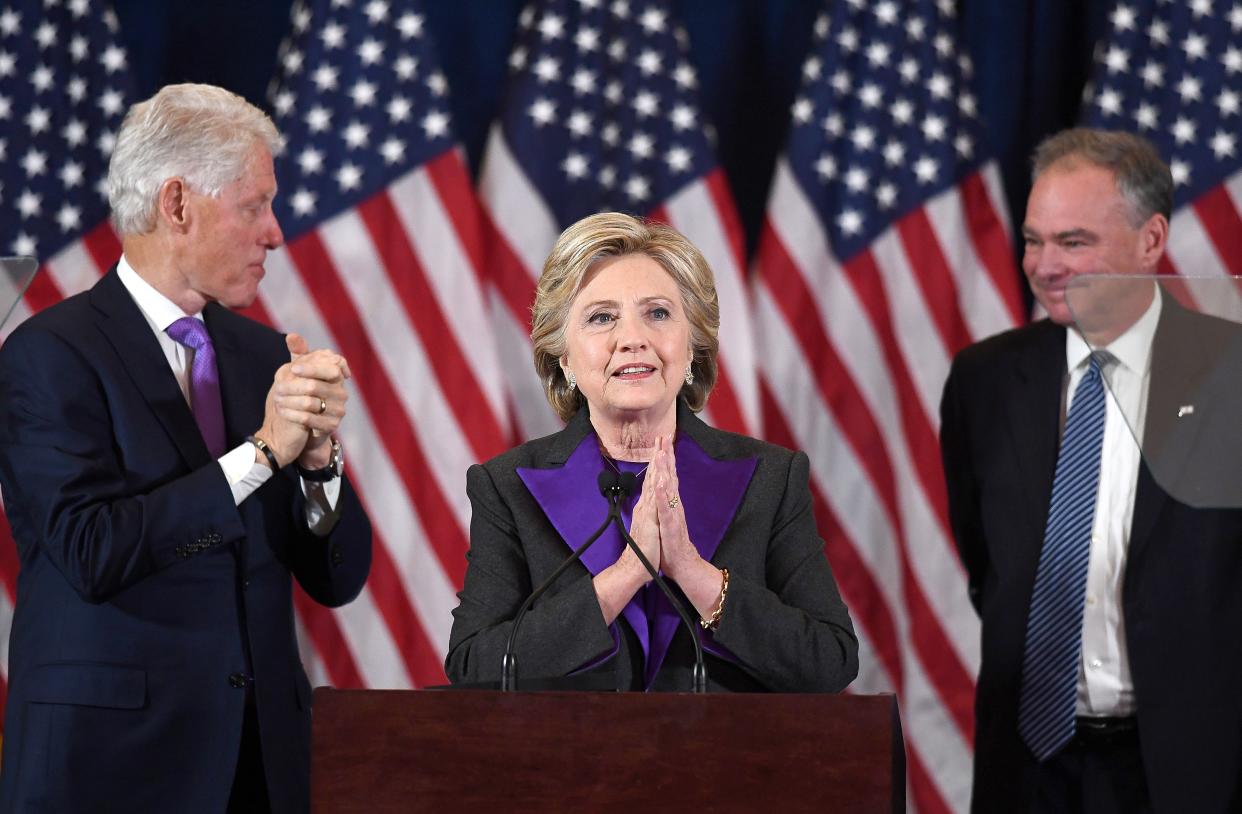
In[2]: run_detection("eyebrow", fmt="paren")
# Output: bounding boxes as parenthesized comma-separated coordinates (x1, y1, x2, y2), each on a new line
(1022, 227, 1098, 242)
(579, 295, 675, 310)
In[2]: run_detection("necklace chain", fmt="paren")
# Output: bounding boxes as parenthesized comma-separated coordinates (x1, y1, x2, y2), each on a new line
(599, 439, 651, 479)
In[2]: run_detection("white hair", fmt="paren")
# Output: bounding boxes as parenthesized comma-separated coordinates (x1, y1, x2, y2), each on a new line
(106, 83, 284, 236)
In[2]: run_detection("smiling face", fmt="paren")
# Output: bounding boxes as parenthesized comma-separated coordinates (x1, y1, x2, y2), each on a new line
(1022, 160, 1164, 327)
(561, 253, 692, 431)
(176, 141, 283, 311)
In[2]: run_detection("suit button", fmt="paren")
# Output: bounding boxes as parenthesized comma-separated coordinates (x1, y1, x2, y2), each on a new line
(330, 545, 344, 566)
(229, 673, 250, 689)
(241, 579, 250, 591)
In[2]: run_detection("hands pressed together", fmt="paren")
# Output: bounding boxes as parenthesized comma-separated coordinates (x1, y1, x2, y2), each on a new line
(254, 333, 352, 470)
(597, 435, 726, 625)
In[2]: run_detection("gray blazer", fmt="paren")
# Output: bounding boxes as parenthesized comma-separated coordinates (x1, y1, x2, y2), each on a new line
(446, 400, 858, 693)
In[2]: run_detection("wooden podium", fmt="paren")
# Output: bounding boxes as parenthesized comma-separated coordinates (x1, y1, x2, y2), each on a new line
(311, 688, 904, 812)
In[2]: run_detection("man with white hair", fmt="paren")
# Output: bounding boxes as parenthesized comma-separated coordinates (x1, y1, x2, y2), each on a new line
(0, 84, 372, 812)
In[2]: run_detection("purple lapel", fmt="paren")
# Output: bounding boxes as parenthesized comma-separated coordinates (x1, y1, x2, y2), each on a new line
(517, 429, 757, 689)
(516, 435, 652, 666)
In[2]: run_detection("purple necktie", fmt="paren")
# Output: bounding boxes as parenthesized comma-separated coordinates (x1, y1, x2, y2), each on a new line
(166, 317, 227, 457)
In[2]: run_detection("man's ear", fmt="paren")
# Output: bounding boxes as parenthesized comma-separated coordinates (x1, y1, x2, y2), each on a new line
(156, 177, 191, 234)
(1137, 212, 1169, 272)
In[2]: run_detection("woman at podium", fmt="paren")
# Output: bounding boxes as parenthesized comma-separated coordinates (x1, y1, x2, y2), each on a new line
(446, 213, 858, 692)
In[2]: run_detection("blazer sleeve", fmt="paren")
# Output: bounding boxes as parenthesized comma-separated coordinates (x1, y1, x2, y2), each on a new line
(445, 462, 618, 684)
(0, 323, 245, 604)
(939, 356, 987, 615)
(710, 450, 860, 693)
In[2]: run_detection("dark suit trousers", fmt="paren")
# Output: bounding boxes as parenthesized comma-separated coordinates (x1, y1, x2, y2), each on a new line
(1030, 722, 1151, 814)
(228, 697, 271, 813)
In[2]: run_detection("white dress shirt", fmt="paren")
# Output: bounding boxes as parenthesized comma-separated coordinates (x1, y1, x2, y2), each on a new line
(116, 257, 340, 531)
(1063, 286, 1162, 717)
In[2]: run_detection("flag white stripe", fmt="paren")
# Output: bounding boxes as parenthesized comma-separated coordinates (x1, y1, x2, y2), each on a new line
(326, 585, 410, 688)
(45, 240, 104, 298)
(871, 227, 953, 425)
(925, 178, 1017, 341)
(479, 126, 559, 279)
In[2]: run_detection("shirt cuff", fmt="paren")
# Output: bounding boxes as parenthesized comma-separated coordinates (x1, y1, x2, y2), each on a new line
(221, 442, 273, 506)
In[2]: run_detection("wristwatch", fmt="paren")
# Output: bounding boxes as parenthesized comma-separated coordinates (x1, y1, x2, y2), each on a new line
(296, 437, 343, 482)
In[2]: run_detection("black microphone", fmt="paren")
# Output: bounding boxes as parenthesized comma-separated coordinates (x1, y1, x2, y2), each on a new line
(608, 479, 709, 694)
(500, 471, 626, 691)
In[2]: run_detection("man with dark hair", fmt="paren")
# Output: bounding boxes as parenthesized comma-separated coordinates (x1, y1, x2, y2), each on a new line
(941, 128, 1242, 812)
(0, 84, 372, 813)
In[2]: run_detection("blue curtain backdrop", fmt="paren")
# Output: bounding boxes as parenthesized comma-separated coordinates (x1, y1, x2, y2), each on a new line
(114, 0, 1112, 299)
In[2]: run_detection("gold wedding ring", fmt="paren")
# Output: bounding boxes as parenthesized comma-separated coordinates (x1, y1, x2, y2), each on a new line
(667, 495, 680, 510)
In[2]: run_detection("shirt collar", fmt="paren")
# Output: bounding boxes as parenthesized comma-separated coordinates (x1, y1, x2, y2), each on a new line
(1065, 283, 1162, 375)
(116, 255, 202, 331)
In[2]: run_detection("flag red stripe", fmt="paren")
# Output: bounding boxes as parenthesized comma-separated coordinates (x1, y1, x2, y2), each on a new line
(423, 150, 489, 284)
(896, 209, 973, 355)
(23, 268, 64, 315)
(357, 192, 508, 460)
(478, 205, 539, 330)
(960, 171, 1025, 325)
(760, 224, 975, 743)
(1192, 186, 1242, 278)
(0, 509, 18, 600)
(704, 169, 749, 275)
(365, 527, 448, 687)
(292, 589, 366, 688)
(283, 231, 469, 586)
(81, 222, 122, 273)
(759, 381, 905, 691)
(908, 742, 955, 814)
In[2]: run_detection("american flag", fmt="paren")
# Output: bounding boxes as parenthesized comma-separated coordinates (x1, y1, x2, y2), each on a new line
(0, 0, 133, 715)
(1084, 0, 1242, 313)
(478, 0, 758, 439)
(751, 2, 1023, 812)
(261, 0, 510, 689)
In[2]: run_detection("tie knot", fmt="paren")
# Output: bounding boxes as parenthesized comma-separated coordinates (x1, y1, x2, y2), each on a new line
(166, 316, 211, 351)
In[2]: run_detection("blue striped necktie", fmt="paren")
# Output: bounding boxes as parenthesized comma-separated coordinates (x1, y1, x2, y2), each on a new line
(1018, 352, 1109, 760)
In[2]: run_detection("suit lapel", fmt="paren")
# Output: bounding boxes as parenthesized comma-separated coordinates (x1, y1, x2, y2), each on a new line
(1129, 299, 1217, 563)
(1005, 322, 1067, 541)
(89, 269, 211, 470)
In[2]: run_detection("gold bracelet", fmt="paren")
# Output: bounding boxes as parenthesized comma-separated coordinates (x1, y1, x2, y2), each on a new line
(700, 567, 729, 631)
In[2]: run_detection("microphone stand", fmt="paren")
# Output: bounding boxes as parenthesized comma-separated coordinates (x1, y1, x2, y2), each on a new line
(609, 471, 709, 694)
(501, 472, 626, 692)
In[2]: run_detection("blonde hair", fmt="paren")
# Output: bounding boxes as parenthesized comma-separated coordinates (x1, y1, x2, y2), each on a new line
(531, 213, 720, 422)
(107, 83, 283, 235)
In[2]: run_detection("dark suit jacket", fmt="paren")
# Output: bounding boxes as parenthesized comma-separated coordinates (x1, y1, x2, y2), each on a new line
(0, 269, 372, 813)
(940, 300, 1242, 813)
(445, 400, 858, 693)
